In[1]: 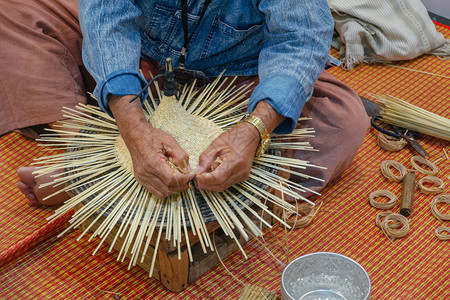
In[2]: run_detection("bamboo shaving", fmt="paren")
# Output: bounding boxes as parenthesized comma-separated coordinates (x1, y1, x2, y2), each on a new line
(418, 176, 445, 194)
(410, 156, 439, 176)
(430, 194, 450, 221)
(377, 132, 407, 152)
(443, 148, 449, 160)
(434, 227, 450, 241)
(386, 64, 450, 79)
(284, 202, 322, 228)
(375, 212, 410, 240)
(369, 190, 397, 210)
(380, 160, 407, 182)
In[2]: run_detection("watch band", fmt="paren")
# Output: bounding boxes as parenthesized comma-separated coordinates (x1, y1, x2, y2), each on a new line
(239, 114, 271, 157)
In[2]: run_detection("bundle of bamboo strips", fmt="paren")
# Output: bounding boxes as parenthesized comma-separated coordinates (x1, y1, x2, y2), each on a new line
(33, 73, 324, 277)
(374, 94, 450, 141)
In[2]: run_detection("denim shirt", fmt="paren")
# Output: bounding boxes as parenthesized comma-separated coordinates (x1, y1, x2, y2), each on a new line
(79, 0, 338, 134)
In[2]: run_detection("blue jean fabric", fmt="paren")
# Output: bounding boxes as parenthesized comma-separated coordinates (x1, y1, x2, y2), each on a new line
(79, 0, 338, 134)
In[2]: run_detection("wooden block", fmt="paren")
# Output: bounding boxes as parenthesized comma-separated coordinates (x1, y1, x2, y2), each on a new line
(158, 240, 189, 292)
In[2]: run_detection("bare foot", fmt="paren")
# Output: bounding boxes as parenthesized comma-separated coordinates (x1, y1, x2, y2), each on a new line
(15, 120, 79, 206)
(17, 166, 70, 206)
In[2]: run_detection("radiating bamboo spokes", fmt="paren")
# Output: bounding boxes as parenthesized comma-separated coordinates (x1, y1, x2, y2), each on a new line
(34, 74, 325, 278)
(270, 128, 316, 151)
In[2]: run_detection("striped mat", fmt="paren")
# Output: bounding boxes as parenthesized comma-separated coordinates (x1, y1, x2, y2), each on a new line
(0, 23, 449, 300)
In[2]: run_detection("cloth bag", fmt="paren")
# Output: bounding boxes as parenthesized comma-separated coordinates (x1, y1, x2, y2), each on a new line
(328, 0, 450, 69)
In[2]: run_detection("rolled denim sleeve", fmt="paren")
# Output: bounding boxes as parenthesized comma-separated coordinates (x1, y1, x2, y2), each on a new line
(249, 0, 334, 134)
(79, 0, 148, 117)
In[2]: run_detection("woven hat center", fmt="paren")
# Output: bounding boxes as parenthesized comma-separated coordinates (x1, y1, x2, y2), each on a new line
(150, 96, 223, 169)
(114, 96, 223, 171)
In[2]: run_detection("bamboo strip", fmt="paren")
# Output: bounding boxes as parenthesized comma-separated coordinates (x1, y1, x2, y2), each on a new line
(77, 102, 116, 122)
(55, 169, 130, 236)
(375, 94, 450, 141)
(130, 199, 153, 268)
(223, 190, 272, 229)
(180, 198, 193, 262)
(141, 196, 163, 262)
(96, 183, 144, 243)
(119, 192, 147, 264)
(79, 175, 136, 241)
(75, 172, 135, 240)
(234, 184, 291, 228)
(149, 203, 168, 277)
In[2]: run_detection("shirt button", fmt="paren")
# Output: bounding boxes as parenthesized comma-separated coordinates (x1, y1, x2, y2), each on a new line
(158, 44, 168, 53)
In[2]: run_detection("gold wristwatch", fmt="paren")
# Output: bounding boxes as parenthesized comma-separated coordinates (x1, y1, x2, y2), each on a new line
(239, 114, 271, 157)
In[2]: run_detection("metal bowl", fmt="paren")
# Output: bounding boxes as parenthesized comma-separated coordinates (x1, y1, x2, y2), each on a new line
(281, 252, 371, 300)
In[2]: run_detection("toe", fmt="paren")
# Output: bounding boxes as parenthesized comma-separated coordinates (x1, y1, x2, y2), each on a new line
(27, 195, 41, 206)
(17, 180, 30, 192)
(17, 167, 69, 206)
(17, 167, 38, 200)
(25, 192, 37, 201)
(17, 166, 37, 184)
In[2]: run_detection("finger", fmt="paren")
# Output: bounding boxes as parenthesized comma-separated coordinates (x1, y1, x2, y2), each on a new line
(151, 176, 191, 198)
(134, 170, 170, 199)
(139, 167, 193, 197)
(195, 147, 221, 174)
(166, 173, 195, 188)
(195, 174, 235, 192)
(195, 166, 233, 191)
(164, 142, 190, 168)
(198, 167, 248, 191)
(168, 181, 192, 193)
(197, 183, 231, 192)
(156, 163, 195, 187)
(139, 180, 166, 199)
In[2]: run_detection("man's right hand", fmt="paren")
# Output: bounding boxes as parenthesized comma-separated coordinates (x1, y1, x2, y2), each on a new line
(109, 95, 193, 199)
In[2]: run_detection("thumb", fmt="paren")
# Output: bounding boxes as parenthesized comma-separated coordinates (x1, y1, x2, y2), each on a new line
(195, 148, 220, 174)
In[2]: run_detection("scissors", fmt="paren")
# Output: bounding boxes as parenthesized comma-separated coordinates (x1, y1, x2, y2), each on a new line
(360, 96, 430, 158)
(371, 116, 429, 158)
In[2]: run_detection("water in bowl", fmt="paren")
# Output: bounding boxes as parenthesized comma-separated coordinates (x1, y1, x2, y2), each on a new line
(290, 274, 365, 300)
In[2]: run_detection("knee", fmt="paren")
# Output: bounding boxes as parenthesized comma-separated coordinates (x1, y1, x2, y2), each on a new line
(314, 71, 370, 141)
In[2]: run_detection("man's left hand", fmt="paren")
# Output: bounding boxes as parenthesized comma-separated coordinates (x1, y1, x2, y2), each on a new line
(195, 100, 286, 192)
(194, 122, 260, 191)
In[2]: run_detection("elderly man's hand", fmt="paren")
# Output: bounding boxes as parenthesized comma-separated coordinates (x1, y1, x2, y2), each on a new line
(110, 95, 194, 199)
(126, 122, 194, 199)
(195, 100, 286, 192)
(194, 122, 260, 191)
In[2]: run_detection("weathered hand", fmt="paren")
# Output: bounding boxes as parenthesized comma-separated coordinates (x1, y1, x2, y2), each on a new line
(194, 122, 260, 192)
(195, 100, 286, 192)
(126, 122, 194, 199)
(110, 95, 193, 199)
